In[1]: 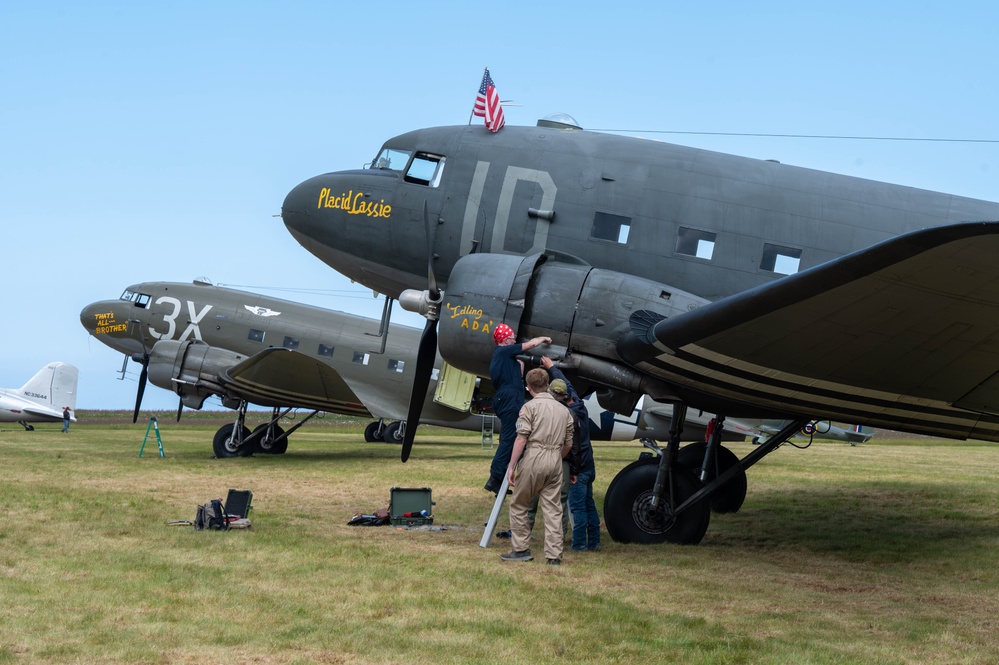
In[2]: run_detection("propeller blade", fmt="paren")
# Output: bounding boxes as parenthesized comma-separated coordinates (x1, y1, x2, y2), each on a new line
(423, 201, 439, 300)
(176, 398, 184, 422)
(132, 360, 148, 424)
(401, 318, 438, 462)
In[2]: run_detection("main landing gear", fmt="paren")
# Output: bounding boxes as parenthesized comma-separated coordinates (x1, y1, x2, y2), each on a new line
(363, 419, 406, 444)
(603, 406, 807, 545)
(211, 403, 320, 458)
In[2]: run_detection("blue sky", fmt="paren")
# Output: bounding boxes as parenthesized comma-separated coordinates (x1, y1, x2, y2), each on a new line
(2, 2, 996, 410)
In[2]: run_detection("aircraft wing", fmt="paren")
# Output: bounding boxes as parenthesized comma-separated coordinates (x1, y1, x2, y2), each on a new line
(221, 348, 371, 417)
(620, 221, 999, 442)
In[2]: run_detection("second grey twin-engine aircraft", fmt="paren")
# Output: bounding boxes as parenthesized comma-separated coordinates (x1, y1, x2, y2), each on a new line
(281, 114, 999, 545)
(80, 280, 492, 457)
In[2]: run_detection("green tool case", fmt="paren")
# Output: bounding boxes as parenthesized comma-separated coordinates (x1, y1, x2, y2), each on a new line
(389, 487, 435, 526)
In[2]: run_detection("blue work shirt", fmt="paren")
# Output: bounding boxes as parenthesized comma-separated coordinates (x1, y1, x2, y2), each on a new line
(490, 343, 526, 396)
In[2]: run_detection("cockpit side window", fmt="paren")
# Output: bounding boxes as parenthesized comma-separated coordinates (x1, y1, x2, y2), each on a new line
(404, 152, 446, 187)
(371, 148, 412, 171)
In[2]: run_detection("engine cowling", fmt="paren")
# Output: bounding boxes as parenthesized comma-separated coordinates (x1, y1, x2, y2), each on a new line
(147, 339, 246, 409)
(436, 252, 709, 406)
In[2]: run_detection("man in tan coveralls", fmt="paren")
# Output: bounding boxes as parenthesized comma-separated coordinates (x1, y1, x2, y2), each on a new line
(500, 368, 574, 565)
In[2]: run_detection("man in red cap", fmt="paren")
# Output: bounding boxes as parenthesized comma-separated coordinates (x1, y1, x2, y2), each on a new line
(485, 324, 551, 493)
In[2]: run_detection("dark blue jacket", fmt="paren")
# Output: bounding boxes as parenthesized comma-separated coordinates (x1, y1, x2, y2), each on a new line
(549, 367, 595, 475)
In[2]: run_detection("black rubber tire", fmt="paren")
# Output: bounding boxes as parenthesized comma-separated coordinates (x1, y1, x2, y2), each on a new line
(382, 421, 403, 444)
(604, 457, 710, 545)
(212, 424, 252, 458)
(364, 421, 383, 443)
(252, 423, 286, 454)
(676, 441, 748, 514)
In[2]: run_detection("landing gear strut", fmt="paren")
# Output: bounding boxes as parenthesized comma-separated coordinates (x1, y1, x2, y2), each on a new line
(676, 416, 747, 514)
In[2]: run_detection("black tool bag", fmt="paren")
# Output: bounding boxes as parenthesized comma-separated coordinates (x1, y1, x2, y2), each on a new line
(194, 499, 229, 531)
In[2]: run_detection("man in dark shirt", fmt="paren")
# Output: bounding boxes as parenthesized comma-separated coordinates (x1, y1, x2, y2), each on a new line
(485, 323, 551, 493)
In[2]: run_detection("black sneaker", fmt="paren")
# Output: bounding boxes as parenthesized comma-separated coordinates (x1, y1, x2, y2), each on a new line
(483, 477, 512, 495)
(500, 550, 533, 562)
(495, 530, 512, 538)
(546, 559, 561, 566)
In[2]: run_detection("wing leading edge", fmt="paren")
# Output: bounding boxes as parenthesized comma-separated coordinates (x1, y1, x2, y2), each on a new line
(619, 221, 999, 442)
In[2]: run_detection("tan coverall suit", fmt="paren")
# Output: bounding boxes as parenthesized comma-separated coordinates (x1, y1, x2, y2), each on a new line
(509, 392, 574, 561)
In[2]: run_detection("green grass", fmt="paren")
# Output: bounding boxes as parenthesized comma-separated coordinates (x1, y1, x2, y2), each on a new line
(2, 414, 999, 663)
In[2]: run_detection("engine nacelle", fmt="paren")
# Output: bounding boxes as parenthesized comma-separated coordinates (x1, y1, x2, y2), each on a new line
(438, 253, 709, 406)
(147, 339, 246, 409)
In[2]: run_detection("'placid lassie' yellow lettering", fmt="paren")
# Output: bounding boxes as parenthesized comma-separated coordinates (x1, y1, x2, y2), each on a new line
(317, 187, 392, 218)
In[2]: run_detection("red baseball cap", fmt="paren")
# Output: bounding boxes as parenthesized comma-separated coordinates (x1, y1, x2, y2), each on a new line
(493, 323, 515, 344)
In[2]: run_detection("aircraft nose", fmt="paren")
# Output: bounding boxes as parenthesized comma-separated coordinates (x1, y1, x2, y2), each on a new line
(80, 300, 128, 337)
(281, 178, 316, 247)
(81, 301, 107, 333)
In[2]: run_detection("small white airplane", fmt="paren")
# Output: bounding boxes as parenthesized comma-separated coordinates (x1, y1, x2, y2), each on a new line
(0, 362, 79, 430)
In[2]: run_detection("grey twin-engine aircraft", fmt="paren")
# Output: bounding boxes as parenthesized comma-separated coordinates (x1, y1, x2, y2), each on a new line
(80, 280, 492, 456)
(280, 114, 999, 545)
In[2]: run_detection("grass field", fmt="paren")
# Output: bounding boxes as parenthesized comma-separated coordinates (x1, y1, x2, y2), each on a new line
(3, 412, 999, 664)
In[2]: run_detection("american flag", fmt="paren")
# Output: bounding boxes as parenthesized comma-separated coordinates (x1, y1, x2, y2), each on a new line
(473, 68, 505, 133)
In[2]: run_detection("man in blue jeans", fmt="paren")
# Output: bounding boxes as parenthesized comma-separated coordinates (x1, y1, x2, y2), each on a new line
(485, 324, 552, 494)
(540, 356, 600, 552)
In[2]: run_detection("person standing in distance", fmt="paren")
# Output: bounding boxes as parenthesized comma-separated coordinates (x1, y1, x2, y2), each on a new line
(484, 324, 552, 494)
(62, 406, 72, 433)
(500, 368, 574, 565)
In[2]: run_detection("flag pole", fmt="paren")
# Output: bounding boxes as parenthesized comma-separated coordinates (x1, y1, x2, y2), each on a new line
(469, 66, 488, 125)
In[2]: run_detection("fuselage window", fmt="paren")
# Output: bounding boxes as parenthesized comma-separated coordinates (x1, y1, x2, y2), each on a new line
(591, 212, 631, 244)
(353, 352, 370, 366)
(318, 344, 334, 357)
(283, 336, 299, 350)
(404, 152, 446, 187)
(371, 147, 411, 171)
(676, 227, 716, 260)
(248, 329, 265, 343)
(761, 243, 802, 275)
(388, 359, 405, 374)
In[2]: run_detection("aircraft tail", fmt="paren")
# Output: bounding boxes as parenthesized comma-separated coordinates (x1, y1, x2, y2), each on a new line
(19, 362, 79, 412)
(845, 424, 874, 444)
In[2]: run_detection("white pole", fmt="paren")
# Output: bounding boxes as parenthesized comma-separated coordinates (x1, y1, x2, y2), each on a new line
(479, 474, 510, 548)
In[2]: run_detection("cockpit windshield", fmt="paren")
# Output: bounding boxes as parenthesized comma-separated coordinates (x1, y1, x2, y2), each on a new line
(369, 147, 447, 188)
(120, 289, 151, 308)
(371, 148, 412, 171)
